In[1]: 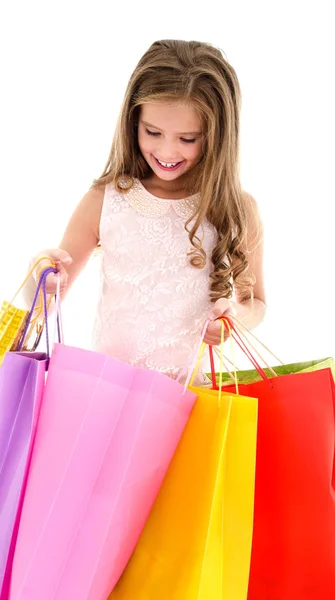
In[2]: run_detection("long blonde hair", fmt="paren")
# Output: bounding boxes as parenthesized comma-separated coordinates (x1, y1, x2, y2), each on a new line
(93, 39, 256, 302)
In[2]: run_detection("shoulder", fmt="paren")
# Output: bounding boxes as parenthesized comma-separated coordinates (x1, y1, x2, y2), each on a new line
(83, 184, 106, 207)
(69, 185, 106, 240)
(77, 185, 106, 218)
(73, 184, 105, 212)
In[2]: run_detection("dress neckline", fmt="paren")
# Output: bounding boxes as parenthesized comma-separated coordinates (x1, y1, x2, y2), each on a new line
(118, 179, 201, 219)
(137, 179, 200, 204)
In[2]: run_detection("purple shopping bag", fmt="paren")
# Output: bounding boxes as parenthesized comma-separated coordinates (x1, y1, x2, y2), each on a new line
(0, 267, 58, 599)
(0, 351, 47, 597)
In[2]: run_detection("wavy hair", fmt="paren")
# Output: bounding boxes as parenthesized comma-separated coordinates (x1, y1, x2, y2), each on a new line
(93, 39, 257, 302)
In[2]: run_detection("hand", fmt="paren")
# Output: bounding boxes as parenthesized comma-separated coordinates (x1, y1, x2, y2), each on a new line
(35, 249, 73, 295)
(203, 298, 236, 346)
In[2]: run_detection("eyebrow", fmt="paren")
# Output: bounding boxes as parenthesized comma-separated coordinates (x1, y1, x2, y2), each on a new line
(141, 120, 202, 136)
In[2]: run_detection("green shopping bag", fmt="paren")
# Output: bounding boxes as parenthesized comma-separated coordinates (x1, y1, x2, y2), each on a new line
(210, 357, 335, 387)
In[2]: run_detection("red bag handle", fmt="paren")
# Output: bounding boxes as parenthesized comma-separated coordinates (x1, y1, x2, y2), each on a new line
(209, 317, 271, 390)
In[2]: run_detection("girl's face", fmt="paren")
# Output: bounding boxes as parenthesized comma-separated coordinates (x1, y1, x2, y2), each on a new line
(138, 101, 203, 182)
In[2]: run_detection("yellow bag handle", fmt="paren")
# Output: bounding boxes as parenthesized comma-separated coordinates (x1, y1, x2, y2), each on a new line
(0, 256, 56, 349)
(8, 255, 56, 306)
(189, 318, 238, 403)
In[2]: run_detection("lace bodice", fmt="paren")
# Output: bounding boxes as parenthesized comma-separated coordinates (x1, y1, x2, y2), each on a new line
(92, 179, 217, 381)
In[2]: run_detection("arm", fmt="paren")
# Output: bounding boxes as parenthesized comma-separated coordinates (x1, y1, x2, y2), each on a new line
(229, 191, 266, 328)
(23, 186, 105, 306)
(205, 192, 266, 344)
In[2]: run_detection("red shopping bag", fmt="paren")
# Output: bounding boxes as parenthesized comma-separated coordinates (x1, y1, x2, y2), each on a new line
(214, 320, 335, 600)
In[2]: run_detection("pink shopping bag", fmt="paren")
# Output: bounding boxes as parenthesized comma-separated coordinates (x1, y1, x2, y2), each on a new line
(8, 275, 197, 600)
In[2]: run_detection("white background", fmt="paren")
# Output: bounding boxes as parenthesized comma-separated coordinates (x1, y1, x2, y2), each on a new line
(0, 0, 334, 365)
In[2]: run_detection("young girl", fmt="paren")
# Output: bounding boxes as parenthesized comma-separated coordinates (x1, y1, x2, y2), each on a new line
(25, 39, 266, 381)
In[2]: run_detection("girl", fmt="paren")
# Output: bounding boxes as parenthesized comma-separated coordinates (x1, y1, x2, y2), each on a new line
(25, 39, 266, 381)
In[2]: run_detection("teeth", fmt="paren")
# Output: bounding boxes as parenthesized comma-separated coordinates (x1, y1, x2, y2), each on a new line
(157, 159, 179, 168)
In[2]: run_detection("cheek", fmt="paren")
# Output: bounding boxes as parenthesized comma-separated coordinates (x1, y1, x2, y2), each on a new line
(138, 131, 153, 155)
(184, 143, 202, 162)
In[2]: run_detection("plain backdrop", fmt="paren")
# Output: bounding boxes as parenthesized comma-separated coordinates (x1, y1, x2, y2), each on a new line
(0, 0, 334, 366)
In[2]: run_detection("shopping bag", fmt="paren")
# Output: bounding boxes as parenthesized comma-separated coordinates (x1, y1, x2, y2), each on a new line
(8, 276, 197, 600)
(0, 304, 28, 365)
(214, 319, 335, 600)
(110, 326, 258, 599)
(210, 356, 335, 385)
(0, 266, 55, 597)
(0, 352, 47, 598)
(0, 256, 55, 365)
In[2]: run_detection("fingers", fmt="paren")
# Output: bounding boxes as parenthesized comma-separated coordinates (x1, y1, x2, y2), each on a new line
(47, 249, 73, 266)
(44, 264, 68, 295)
(203, 332, 229, 346)
(36, 249, 72, 270)
(35, 250, 71, 295)
(201, 299, 235, 346)
(204, 319, 229, 346)
(207, 320, 222, 336)
(208, 298, 234, 321)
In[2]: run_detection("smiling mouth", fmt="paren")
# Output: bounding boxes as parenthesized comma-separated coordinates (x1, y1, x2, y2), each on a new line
(154, 157, 184, 171)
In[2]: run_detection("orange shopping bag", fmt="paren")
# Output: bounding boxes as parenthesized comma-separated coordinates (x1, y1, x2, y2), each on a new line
(110, 321, 258, 599)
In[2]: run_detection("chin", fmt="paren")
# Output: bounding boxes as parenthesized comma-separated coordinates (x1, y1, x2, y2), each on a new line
(154, 169, 186, 180)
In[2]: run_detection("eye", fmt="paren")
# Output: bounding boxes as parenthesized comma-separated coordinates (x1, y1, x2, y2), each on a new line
(180, 138, 197, 144)
(145, 128, 160, 137)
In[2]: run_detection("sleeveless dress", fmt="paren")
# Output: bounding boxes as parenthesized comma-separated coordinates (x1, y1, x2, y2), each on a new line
(92, 179, 218, 382)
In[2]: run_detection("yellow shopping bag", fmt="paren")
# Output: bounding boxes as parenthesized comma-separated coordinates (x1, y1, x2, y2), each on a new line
(0, 256, 55, 364)
(110, 323, 258, 600)
(0, 301, 28, 363)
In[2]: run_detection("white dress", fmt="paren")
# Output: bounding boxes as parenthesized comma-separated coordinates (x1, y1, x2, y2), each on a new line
(92, 179, 217, 381)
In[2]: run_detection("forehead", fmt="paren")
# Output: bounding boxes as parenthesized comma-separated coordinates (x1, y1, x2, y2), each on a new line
(140, 101, 202, 133)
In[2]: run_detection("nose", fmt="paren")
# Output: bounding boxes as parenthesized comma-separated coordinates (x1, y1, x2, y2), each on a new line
(155, 139, 180, 162)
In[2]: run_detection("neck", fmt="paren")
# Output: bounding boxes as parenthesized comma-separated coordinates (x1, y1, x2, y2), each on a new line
(142, 169, 199, 199)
